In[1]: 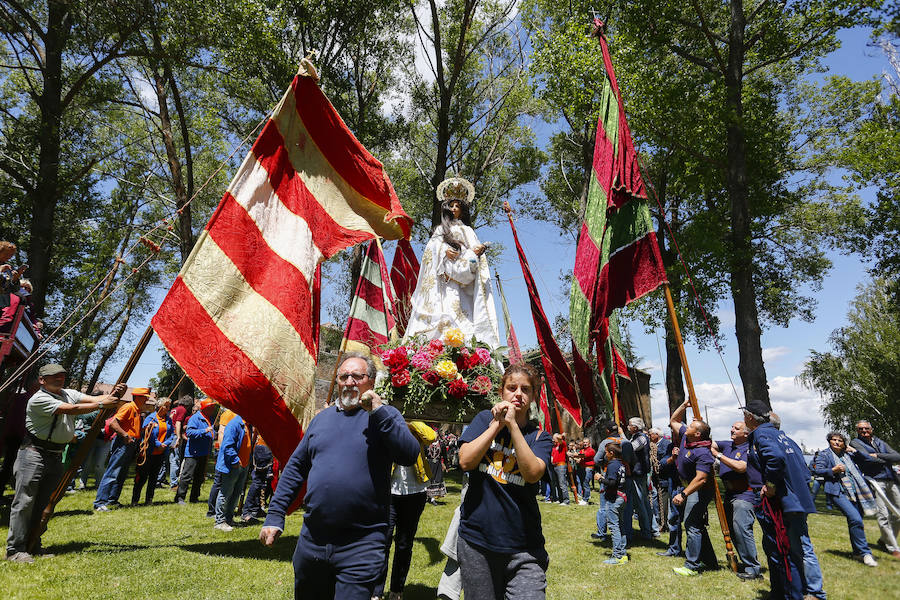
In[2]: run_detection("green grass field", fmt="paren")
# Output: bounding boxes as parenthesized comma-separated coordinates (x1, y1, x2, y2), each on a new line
(1, 470, 898, 600)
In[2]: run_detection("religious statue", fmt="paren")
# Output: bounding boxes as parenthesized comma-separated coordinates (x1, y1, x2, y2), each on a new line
(403, 177, 500, 349)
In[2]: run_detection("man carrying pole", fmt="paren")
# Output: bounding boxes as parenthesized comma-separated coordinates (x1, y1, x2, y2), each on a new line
(6, 364, 125, 562)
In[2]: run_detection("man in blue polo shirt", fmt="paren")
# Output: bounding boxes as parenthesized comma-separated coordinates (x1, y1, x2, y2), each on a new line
(669, 399, 717, 576)
(712, 420, 762, 580)
(745, 399, 824, 600)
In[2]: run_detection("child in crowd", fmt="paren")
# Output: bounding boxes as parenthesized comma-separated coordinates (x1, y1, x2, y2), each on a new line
(602, 443, 628, 565)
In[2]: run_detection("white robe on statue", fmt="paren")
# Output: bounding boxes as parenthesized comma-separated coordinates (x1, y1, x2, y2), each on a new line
(403, 222, 500, 349)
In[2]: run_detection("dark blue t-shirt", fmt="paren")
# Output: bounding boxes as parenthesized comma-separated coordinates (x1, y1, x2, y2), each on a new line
(716, 440, 762, 503)
(676, 423, 713, 482)
(459, 410, 553, 554)
(603, 458, 627, 502)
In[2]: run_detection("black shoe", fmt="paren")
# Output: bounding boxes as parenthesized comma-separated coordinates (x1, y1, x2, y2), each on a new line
(737, 572, 763, 581)
(590, 532, 607, 540)
(656, 550, 679, 557)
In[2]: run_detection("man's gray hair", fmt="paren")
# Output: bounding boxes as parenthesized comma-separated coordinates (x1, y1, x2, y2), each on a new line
(769, 412, 781, 430)
(339, 352, 377, 380)
(742, 409, 770, 424)
(856, 419, 872, 429)
(648, 427, 662, 436)
(628, 417, 645, 430)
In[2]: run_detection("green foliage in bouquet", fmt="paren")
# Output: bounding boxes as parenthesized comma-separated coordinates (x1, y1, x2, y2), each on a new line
(376, 328, 506, 422)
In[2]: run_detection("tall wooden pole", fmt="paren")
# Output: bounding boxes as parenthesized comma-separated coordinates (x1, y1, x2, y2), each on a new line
(28, 324, 156, 552)
(662, 284, 739, 573)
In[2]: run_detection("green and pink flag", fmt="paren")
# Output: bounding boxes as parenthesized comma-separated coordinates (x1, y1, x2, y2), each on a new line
(569, 21, 667, 419)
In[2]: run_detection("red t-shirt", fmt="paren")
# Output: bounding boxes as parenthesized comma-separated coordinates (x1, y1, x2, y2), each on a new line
(583, 446, 596, 468)
(172, 405, 189, 436)
(551, 442, 567, 465)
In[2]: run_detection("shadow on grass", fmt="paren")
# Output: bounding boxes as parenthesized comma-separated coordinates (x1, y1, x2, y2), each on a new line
(824, 548, 856, 562)
(181, 535, 299, 562)
(400, 583, 439, 599)
(414, 536, 444, 565)
(53, 508, 94, 517)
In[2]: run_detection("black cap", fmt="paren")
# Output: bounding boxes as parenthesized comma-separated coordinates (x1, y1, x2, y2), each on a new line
(742, 396, 771, 417)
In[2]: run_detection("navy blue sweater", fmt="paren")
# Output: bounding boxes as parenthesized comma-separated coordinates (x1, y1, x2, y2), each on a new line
(263, 404, 419, 544)
(748, 423, 816, 514)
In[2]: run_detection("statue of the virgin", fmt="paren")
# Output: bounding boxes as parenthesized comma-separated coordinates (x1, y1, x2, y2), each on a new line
(403, 177, 500, 349)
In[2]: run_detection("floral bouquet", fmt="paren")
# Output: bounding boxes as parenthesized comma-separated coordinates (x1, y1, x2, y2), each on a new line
(376, 328, 504, 422)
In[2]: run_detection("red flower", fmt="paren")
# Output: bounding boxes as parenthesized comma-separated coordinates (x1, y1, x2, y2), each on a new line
(422, 370, 440, 386)
(455, 348, 471, 372)
(427, 338, 444, 356)
(472, 375, 492, 395)
(383, 348, 409, 372)
(448, 378, 469, 399)
(391, 369, 411, 387)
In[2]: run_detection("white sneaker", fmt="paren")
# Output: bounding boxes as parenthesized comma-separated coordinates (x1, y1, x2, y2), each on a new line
(213, 523, 234, 532)
(861, 554, 878, 567)
(578, 500, 588, 506)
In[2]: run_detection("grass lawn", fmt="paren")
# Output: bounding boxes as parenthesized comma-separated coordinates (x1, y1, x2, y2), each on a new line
(1, 470, 898, 599)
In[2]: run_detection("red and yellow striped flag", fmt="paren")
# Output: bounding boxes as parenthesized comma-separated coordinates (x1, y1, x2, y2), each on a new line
(343, 239, 396, 355)
(152, 74, 412, 464)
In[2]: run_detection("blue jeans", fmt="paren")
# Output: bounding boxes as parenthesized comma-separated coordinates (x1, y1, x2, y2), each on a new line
(785, 512, 826, 599)
(169, 444, 183, 485)
(727, 497, 761, 576)
(215, 465, 247, 525)
(596, 493, 608, 537)
(666, 485, 683, 555)
(682, 487, 717, 571)
(94, 438, 136, 508)
(829, 492, 872, 557)
(606, 495, 627, 558)
(552, 464, 569, 504)
(582, 468, 593, 502)
(756, 502, 804, 600)
(626, 473, 656, 538)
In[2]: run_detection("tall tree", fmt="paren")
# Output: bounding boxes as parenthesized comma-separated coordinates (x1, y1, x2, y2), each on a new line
(616, 0, 878, 409)
(800, 278, 899, 446)
(0, 0, 148, 316)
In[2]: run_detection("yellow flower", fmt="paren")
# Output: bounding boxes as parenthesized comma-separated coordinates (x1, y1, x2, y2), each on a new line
(444, 328, 465, 348)
(434, 359, 458, 380)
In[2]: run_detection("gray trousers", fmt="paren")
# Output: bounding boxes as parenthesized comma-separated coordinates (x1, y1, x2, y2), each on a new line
(6, 445, 63, 555)
(869, 479, 900, 552)
(457, 537, 547, 600)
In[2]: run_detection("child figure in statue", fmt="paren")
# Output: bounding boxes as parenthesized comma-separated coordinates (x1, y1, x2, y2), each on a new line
(403, 177, 500, 349)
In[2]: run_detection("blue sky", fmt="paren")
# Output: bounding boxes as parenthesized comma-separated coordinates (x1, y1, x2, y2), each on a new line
(116, 27, 891, 451)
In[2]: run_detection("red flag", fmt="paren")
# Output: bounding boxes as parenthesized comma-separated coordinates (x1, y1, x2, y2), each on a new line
(495, 274, 523, 364)
(506, 206, 583, 426)
(343, 240, 396, 354)
(152, 74, 412, 465)
(390, 239, 419, 337)
(538, 379, 553, 433)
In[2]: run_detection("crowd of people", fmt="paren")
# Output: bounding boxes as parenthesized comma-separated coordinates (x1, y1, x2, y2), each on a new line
(0, 240, 42, 340)
(1, 352, 898, 600)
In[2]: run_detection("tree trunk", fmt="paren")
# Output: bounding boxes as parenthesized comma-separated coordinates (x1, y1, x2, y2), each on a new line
(28, 1, 72, 317)
(726, 0, 770, 409)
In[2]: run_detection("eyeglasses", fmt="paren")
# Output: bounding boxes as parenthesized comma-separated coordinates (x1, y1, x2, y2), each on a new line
(856, 426, 872, 431)
(337, 372, 369, 383)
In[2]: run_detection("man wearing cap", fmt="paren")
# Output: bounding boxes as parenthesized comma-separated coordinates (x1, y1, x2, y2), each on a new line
(174, 398, 217, 505)
(94, 386, 151, 511)
(6, 364, 125, 562)
(259, 353, 420, 599)
(745, 402, 824, 600)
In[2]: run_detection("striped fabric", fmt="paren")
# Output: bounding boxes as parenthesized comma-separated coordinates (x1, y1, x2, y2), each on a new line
(569, 24, 667, 420)
(389, 239, 419, 338)
(152, 74, 412, 464)
(495, 275, 523, 365)
(538, 379, 553, 433)
(343, 239, 396, 356)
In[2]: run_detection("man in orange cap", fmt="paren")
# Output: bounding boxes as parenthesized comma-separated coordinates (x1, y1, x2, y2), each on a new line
(94, 387, 150, 511)
(174, 398, 218, 505)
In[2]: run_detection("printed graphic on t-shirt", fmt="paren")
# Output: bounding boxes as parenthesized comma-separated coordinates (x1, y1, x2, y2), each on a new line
(480, 437, 526, 486)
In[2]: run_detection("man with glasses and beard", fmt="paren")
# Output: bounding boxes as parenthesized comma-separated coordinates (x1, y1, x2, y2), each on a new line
(259, 353, 420, 600)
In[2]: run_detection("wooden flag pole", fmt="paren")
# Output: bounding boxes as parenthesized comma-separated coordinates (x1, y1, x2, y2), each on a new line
(662, 283, 738, 573)
(28, 323, 156, 553)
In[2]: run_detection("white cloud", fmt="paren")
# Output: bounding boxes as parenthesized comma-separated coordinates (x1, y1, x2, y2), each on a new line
(647, 375, 828, 453)
(762, 346, 791, 362)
